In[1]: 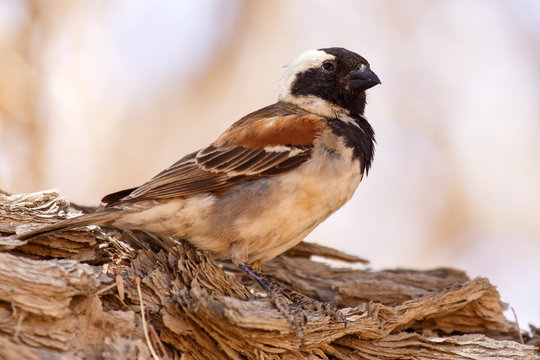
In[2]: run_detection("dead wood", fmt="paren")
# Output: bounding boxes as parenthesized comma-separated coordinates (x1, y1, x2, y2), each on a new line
(0, 190, 538, 359)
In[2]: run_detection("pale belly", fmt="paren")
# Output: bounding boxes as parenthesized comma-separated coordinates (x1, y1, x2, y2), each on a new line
(229, 160, 361, 263)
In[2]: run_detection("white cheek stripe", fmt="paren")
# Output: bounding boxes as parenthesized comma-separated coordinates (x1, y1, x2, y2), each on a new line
(279, 94, 361, 129)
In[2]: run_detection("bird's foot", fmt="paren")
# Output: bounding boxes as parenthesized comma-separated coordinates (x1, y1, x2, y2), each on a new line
(238, 263, 346, 347)
(280, 285, 347, 327)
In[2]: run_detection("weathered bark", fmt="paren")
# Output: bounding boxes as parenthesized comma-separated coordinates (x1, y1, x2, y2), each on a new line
(0, 190, 538, 359)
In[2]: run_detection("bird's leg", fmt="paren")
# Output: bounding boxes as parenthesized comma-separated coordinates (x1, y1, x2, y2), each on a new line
(237, 263, 347, 346)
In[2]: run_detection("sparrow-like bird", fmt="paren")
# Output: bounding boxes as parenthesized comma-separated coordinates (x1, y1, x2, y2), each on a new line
(14, 47, 380, 328)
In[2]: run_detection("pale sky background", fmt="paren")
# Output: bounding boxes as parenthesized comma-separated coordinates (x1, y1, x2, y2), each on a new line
(1, 0, 539, 327)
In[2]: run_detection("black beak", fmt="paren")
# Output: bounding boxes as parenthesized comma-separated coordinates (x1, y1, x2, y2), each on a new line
(349, 65, 381, 90)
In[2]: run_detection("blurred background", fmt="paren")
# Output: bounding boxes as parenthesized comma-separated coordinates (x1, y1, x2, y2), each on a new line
(0, 0, 539, 326)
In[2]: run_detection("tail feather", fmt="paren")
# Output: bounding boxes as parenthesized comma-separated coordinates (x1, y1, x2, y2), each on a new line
(15, 209, 120, 241)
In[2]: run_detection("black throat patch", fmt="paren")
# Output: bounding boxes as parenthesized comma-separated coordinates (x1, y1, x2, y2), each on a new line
(326, 115, 375, 175)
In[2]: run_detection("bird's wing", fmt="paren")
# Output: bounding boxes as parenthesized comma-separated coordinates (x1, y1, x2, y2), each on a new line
(102, 103, 325, 205)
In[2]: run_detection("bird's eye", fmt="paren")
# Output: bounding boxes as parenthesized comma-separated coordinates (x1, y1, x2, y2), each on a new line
(322, 61, 335, 72)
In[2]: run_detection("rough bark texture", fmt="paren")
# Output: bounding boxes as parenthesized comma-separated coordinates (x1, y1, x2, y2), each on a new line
(0, 190, 538, 359)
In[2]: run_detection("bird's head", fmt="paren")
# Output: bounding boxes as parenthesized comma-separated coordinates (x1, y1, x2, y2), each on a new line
(278, 47, 380, 118)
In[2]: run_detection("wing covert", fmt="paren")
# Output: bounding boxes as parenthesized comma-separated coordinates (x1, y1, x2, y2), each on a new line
(103, 103, 325, 205)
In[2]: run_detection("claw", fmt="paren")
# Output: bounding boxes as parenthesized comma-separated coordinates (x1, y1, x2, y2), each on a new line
(237, 262, 344, 347)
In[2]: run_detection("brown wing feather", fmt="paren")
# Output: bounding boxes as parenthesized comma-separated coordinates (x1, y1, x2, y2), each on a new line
(103, 102, 324, 205)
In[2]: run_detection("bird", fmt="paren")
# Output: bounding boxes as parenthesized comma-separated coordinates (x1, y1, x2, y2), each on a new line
(12, 47, 380, 333)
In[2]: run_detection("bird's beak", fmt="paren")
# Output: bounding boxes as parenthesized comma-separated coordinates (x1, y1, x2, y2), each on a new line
(349, 65, 381, 90)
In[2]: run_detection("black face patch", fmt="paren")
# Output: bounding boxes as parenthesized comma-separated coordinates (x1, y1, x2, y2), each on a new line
(289, 47, 373, 116)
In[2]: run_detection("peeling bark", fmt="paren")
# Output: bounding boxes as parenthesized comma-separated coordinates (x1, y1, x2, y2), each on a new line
(0, 190, 538, 359)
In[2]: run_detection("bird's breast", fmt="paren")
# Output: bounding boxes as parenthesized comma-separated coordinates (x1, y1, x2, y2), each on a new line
(226, 131, 363, 263)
